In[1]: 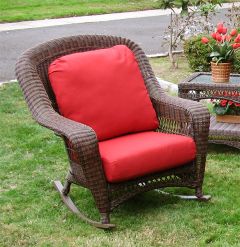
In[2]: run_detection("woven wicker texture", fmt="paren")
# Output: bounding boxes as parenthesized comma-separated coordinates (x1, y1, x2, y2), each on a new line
(16, 35, 210, 226)
(211, 62, 231, 83)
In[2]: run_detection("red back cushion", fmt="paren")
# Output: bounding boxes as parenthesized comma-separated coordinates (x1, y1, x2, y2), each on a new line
(48, 45, 158, 141)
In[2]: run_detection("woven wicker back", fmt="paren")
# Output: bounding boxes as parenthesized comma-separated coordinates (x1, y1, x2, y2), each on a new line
(16, 35, 162, 116)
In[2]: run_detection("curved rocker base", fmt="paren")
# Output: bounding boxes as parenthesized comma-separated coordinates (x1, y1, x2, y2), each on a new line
(54, 181, 116, 229)
(156, 189, 211, 201)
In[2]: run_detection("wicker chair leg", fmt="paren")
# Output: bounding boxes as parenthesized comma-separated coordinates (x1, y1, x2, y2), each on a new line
(53, 181, 115, 229)
(195, 187, 211, 201)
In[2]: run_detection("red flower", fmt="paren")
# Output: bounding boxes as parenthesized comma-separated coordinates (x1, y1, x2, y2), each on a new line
(211, 32, 217, 40)
(220, 100, 228, 107)
(216, 33, 222, 42)
(201, 37, 209, 44)
(228, 101, 233, 106)
(222, 27, 227, 35)
(217, 23, 224, 33)
(232, 43, 240, 49)
(234, 103, 240, 107)
(226, 35, 232, 41)
(230, 29, 238, 36)
(234, 34, 240, 43)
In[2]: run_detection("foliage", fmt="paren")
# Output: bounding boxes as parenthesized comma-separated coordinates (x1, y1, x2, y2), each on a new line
(211, 94, 240, 115)
(159, 0, 222, 68)
(184, 35, 213, 71)
(184, 33, 240, 72)
(201, 23, 240, 64)
(158, 0, 222, 15)
(233, 48, 240, 72)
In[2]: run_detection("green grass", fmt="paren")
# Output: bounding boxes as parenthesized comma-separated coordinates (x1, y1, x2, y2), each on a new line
(0, 0, 160, 23)
(149, 55, 192, 84)
(0, 80, 240, 246)
(0, 0, 238, 23)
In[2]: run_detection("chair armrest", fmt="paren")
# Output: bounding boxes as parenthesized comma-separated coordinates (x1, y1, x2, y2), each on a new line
(36, 108, 97, 148)
(151, 92, 210, 184)
(151, 93, 210, 153)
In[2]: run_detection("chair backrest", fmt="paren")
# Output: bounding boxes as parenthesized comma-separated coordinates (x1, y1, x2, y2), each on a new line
(16, 35, 163, 126)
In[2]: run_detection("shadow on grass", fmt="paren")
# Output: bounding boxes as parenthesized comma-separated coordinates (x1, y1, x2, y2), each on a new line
(208, 143, 239, 154)
(67, 184, 183, 230)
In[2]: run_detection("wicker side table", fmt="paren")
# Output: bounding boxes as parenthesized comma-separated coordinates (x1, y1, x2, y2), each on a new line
(178, 72, 240, 149)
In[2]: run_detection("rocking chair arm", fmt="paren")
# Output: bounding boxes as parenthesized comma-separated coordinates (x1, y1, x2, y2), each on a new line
(36, 109, 98, 148)
(151, 94, 210, 154)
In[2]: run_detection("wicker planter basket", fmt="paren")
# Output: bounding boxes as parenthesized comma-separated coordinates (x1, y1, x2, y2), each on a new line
(211, 62, 231, 83)
(216, 115, 240, 124)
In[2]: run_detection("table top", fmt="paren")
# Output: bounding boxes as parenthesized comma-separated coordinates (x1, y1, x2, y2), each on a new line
(180, 72, 240, 88)
(178, 72, 240, 102)
(189, 73, 240, 84)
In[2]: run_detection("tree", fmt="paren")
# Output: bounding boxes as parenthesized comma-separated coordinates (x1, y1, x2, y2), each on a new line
(158, 0, 222, 68)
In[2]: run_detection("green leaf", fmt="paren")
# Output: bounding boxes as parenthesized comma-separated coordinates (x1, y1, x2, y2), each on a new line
(213, 104, 229, 115)
(158, 0, 175, 9)
(225, 49, 234, 60)
(216, 57, 224, 64)
(212, 44, 220, 53)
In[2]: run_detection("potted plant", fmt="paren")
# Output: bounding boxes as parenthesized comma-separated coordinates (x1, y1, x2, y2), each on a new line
(211, 92, 240, 123)
(201, 23, 240, 83)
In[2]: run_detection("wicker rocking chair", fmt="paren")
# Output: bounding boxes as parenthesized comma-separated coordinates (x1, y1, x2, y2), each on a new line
(16, 35, 210, 229)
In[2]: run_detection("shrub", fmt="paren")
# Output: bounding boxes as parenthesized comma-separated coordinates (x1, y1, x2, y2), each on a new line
(233, 49, 240, 73)
(184, 35, 213, 72)
(184, 34, 240, 73)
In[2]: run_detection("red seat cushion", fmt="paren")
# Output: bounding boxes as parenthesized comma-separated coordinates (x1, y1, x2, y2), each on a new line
(48, 45, 158, 141)
(98, 131, 196, 183)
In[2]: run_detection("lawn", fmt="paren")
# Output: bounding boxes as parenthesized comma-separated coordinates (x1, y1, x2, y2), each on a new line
(0, 58, 240, 246)
(0, 0, 160, 23)
(149, 55, 192, 84)
(0, 0, 238, 23)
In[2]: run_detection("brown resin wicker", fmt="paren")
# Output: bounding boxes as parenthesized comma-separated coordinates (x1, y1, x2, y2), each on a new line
(178, 72, 240, 149)
(16, 35, 210, 229)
